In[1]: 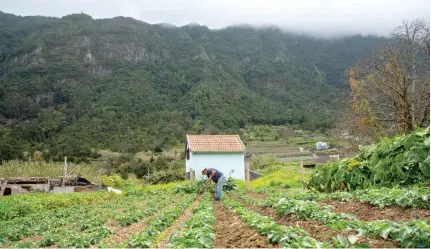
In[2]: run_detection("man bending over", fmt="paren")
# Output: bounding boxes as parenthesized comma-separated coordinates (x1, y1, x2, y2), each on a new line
(201, 168, 226, 202)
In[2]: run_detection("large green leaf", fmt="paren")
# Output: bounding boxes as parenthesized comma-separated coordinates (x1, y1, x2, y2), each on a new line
(336, 234, 350, 248)
(419, 161, 430, 178)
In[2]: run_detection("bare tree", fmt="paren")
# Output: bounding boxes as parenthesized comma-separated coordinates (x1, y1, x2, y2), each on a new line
(342, 18, 430, 141)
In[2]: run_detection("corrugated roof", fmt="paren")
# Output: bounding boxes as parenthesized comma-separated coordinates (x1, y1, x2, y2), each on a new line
(186, 135, 246, 152)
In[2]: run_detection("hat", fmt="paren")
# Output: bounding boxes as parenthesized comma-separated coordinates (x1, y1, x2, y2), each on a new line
(201, 168, 206, 175)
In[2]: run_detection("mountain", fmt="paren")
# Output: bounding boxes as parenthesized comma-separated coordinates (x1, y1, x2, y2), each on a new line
(0, 12, 386, 161)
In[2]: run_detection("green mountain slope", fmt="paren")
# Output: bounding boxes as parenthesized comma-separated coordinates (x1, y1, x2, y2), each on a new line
(0, 12, 385, 160)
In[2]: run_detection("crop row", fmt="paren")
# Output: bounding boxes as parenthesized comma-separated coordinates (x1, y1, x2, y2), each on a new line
(237, 193, 430, 248)
(253, 185, 429, 209)
(167, 193, 216, 248)
(50, 193, 179, 248)
(168, 193, 216, 248)
(127, 195, 194, 248)
(0, 191, 120, 221)
(222, 196, 328, 248)
(0, 192, 178, 248)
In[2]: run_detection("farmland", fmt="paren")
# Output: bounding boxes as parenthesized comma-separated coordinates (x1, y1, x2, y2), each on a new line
(0, 128, 430, 248)
(0, 184, 429, 248)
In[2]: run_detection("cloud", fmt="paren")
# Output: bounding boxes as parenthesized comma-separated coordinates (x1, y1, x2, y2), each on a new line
(0, 0, 428, 36)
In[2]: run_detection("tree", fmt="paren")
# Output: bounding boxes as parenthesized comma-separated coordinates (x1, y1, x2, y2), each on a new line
(341, 19, 430, 142)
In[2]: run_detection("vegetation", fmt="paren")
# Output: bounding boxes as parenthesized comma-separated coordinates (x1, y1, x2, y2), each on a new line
(0, 11, 385, 162)
(271, 185, 430, 209)
(223, 196, 326, 248)
(0, 191, 179, 247)
(127, 197, 193, 248)
(307, 128, 430, 192)
(0, 191, 119, 221)
(168, 193, 216, 248)
(0, 175, 429, 248)
(0, 160, 101, 181)
(338, 19, 429, 144)
(238, 193, 430, 248)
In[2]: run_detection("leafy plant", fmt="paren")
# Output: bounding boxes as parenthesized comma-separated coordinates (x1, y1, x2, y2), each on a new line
(222, 196, 329, 248)
(237, 192, 430, 248)
(307, 128, 430, 192)
(167, 193, 215, 248)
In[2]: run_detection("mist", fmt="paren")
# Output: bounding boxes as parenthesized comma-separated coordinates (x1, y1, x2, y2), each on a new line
(0, 0, 428, 37)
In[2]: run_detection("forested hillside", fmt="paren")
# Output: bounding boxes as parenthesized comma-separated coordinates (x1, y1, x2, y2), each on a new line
(0, 11, 385, 160)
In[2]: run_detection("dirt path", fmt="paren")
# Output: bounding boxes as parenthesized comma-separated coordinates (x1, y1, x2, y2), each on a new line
(318, 200, 430, 222)
(214, 201, 274, 248)
(230, 194, 399, 248)
(155, 197, 201, 248)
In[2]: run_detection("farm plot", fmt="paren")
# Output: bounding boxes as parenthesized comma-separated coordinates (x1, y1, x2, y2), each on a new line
(0, 191, 186, 248)
(1, 184, 429, 248)
(233, 190, 430, 248)
(256, 185, 430, 222)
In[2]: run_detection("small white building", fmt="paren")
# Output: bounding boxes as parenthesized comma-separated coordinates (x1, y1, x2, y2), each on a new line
(185, 134, 246, 180)
(316, 141, 329, 150)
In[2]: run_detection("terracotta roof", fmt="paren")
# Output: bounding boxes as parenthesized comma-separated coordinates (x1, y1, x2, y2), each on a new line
(186, 135, 246, 152)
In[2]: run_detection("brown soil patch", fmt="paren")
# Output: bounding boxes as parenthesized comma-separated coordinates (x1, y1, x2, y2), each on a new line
(230, 194, 399, 248)
(135, 201, 147, 208)
(214, 201, 275, 248)
(101, 216, 151, 247)
(9, 235, 42, 247)
(104, 221, 120, 228)
(246, 192, 267, 199)
(20, 235, 42, 242)
(156, 197, 201, 248)
(319, 200, 430, 222)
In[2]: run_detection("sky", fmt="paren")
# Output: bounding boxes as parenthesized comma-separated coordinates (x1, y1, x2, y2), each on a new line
(0, 0, 429, 37)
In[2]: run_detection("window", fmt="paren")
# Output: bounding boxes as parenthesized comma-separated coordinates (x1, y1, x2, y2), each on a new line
(186, 149, 190, 160)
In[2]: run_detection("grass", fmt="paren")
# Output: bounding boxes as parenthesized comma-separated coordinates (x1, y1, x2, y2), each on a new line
(135, 146, 183, 161)
(143, 180, 190, 191)
(246, 162, 314, 189)
(0, 160, 102, 182)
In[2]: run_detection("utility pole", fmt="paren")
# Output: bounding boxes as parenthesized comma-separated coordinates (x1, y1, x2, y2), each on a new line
(62, 156, 68, 187)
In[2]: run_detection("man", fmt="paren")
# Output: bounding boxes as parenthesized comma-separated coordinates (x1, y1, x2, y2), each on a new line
(200, 168, 226, 202)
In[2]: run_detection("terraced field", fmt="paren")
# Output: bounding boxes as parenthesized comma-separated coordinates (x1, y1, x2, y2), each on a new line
(0, 185, 429, 248)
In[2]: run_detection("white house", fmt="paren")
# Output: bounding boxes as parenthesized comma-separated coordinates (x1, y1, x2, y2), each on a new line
(316, 141, 329, 150)
(185, 134, 246, 180)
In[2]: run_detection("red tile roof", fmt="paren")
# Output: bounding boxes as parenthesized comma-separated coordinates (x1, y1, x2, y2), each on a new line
(186, 135, 246, 152)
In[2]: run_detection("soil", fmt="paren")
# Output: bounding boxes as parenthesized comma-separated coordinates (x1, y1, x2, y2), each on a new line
(318, 200, 430, 222)
(247, 192, 267, 199)
(156, 197, 201, 248)
(9, 235, 42, 247)
(229, 194, 399, 248)
(214, 201, 275, 248)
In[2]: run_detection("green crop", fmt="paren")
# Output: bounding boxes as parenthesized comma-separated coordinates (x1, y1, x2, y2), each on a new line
(307, 128, 430, 192)
(237, 193, 430, 248)
(223, 196, 329, 248)
(167, 193, 216, 248)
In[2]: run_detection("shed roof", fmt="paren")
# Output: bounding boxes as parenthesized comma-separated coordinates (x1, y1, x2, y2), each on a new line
(186, 135, 246, 152)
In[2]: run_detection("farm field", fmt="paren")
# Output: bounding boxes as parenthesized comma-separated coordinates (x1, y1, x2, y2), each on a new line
(0, 183, 429, 248)
(1, 128, 429, 248)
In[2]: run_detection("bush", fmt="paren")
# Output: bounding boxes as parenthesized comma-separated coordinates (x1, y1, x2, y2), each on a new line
(222, 177, 238, 192)
(101, 174, 141, 189)
(307, 127, 430, 192)
(149, 169, 186, 184)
